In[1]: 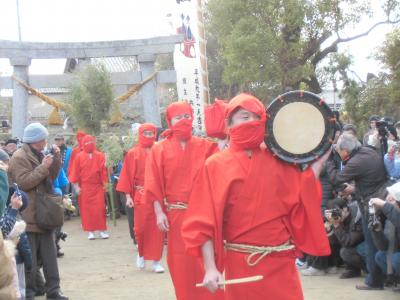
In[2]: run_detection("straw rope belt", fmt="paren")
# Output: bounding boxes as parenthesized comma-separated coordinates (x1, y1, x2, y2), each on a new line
(164, 200, 188, 211)
(225, 240, 295, 267)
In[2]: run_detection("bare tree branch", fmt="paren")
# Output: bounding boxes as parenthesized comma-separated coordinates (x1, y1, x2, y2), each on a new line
(337, 18, 400, 43)
(310, 18, 400, 67)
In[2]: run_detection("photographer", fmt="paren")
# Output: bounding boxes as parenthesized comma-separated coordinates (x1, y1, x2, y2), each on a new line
(326, 133, 387, 290)
(8, 123, 68, 300)
(325, 198, 366, 279)
(384, 138, 400, 183)
(370, 182, 400, 293)
(363, 115, 380, 149)
(376, 117, 396, 154)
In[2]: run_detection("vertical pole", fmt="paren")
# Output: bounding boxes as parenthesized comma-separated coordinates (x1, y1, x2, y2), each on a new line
(333, 79, 337, 111)
(16, 0, 22, 41)
(10, 57, 31, 139)
(138, 54, 161, 127)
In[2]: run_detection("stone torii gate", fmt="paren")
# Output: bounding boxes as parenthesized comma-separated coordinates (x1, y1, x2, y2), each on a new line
(0, 35, 183, 138)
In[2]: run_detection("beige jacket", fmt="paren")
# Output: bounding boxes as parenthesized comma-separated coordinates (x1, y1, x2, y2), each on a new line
(0, 231, 16, 300)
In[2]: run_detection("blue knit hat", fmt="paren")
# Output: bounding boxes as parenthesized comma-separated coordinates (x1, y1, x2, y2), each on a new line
(22, 123, 48, 143)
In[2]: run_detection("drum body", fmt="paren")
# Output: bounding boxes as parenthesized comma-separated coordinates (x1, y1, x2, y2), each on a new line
(265, 90, 336, 165)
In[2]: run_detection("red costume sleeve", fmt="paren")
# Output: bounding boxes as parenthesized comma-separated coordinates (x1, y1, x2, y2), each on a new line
(143, 144, 165, 206)
(285, 167, 331, 256)
(67, 147, 79, 178)
(182, 167, 215, 256)
(99, 152, 108, 185)
(116, 151, 136, 195)
(182, 155, 226, 272)
(204, 99, 228, 139)
(68, 152, 81, 184)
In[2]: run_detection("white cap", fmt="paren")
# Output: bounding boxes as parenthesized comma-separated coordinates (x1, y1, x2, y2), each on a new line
(387, 182, 400, 202)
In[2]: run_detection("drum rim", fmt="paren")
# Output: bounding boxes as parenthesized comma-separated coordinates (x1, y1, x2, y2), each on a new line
(265, 90, 337, 165)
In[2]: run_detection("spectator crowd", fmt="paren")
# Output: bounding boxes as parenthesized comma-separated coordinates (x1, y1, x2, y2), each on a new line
(297, 115, 400, 295)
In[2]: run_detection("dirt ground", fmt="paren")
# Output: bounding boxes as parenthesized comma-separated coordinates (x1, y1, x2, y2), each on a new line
(36, 216, 398, 300)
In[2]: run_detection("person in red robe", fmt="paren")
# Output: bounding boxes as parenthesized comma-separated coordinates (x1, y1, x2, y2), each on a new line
(69, 135, 109, 240)
(144, 101, 223, 300)
(117, 123, 165, 273)
(181, 93, 331, 300)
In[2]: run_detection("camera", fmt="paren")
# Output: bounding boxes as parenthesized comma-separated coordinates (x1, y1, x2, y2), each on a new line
(13, 183, 21, 197)
(44, 147, 55, 156)
(368, 214, 383, 232)
(376, 117, 394, 138)
(331, 208, 342, 220)
(56, 231, 68, 242)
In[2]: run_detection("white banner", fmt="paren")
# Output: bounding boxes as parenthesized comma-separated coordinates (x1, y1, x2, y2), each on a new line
(173, 0, 209, 133)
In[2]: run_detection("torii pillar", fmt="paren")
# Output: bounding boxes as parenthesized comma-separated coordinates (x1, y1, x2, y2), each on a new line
(138, 54, 161, 127)
(10, 57, 31, 139)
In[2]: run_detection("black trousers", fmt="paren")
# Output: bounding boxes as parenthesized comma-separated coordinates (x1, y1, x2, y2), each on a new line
(308, 239, 342, 270)
(340, 247, 366, 271)
(26, 231, 60, 298)
(125, 204, 136, 244)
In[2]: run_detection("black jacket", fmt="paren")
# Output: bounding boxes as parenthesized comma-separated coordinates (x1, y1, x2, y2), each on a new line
(382, 203, 400, 229)
(326, 147, 387, 206)
(333, 202, 364, 247)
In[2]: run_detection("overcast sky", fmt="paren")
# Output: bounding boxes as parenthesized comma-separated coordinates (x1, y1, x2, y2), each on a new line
(0, 0, 397, 84)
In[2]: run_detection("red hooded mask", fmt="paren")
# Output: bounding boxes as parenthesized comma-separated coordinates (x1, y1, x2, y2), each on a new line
(165, 101, 194, 141)
(82, 135, 96, 153)
(138, 123, 157, 148)
(76, 130, 87, 149)
(204, 98, 228, 139)
(226, 93, 267, 150)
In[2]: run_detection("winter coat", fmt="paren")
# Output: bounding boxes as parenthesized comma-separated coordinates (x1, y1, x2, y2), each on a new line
(326, 146, 387, 207)
(382, 202, 400, 229)
(333, 202, 364, 248)
(0, 170, 8, 217)
(7, 144, 61, 233)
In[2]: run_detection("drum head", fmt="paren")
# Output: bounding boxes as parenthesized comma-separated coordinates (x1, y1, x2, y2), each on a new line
(265, 90, 336, 165)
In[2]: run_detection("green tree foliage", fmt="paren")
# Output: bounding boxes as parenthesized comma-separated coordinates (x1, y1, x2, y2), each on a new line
(342, 76, 391, 134)
(68, 64, 114, 135)
(377, 28, 400, 114)
(206, 0, 400, 102)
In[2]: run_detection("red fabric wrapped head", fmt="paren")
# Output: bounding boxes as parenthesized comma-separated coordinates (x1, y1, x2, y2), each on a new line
(76, 130, 87, 148)
(165, 101, 194, 140)
(226, 93, 266, 121)
(138, 123, 157, 148)
(165, 101, 194, 127)
(204, 99, 228, 139)
(226, 93, 267, 150)
(82, 135, 96, 153)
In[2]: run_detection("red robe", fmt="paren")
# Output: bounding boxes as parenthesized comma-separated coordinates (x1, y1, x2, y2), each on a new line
(182, 147, 331, 300)
(67, 147, 79, 178)
(69, 150, 108, 232)
(116, 144, 164, 260)
(144, 136, 222, 300)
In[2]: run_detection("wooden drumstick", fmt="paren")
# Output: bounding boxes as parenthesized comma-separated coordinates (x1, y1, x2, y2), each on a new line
(196, 275, 263, 287)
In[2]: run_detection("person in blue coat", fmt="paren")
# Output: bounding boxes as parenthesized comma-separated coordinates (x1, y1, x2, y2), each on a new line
(54, 134, 72, 175)
(53, 168, 69, 258)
